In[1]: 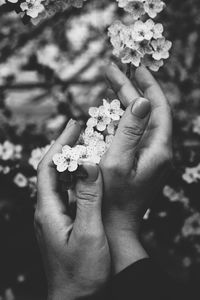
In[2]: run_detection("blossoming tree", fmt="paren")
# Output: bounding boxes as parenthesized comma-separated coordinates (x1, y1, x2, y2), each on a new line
(0, 0, 200, 298)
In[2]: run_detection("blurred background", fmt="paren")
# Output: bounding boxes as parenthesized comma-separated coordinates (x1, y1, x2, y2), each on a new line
(0, 0, 200, 299)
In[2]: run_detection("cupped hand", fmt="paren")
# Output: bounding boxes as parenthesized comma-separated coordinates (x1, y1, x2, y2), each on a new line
(100, 63, 173, 273)
(35, 119, 111, 300)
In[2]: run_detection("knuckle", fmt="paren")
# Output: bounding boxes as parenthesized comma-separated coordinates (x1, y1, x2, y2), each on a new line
(101, 158, 122, 175)
(34, 209, 46, 232)
(101, 156, 129, 178)
(77, 230, 102, 244)
(121, 123, 144, 139)
(76, 190, 99, 203)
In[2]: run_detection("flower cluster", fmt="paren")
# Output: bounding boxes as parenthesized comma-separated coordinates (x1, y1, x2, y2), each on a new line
(117, 0, 165, 19)
(182, 212, 200, 238)
(163, 185, 190, 209)
(108, 0, 171, 71)
(0, 141, 22, 161)
(1, 0, 87, 24)
(52, 99, 124, 173)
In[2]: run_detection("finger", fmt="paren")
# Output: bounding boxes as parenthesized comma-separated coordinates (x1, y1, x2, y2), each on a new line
(108, 98, 151, 169)
(135, 66, 172, 143)
(105, 63, 140, 107)
(37, 119, 81, 214)
(135, 66, 169, 108)
(73, 164, 103, 236)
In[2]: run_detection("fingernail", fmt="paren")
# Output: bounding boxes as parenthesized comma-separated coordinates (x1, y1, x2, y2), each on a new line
(66, 118, 76, 128)
(82, 164, 99, 183)
(111, 62, 118, 69)
(132, 98, 151, 119)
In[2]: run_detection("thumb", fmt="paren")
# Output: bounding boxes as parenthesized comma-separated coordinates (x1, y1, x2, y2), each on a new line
(74, 164, 103, 235)
(109, 97, 151, 168)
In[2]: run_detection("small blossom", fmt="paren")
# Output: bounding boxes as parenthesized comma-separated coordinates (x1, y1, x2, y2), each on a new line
(152, 22, 164, 39)
(20, 0, 45, 19)
(14, 173, 28, 188)
(163, 185, 189, 208)
(182, 212, 200, 238)
(87, 106, 111, 132)
(0, 141, 21, 161)
(144, 0, 165, 19)
(53, 146, 79, 172)
(103, 99, 124, 121)
(124, 1, 145, 20)
(121, 47, 142, 67)
(151, 38, 172, 60)
(2, 166, 11, 174)
(182, 164, 200, 184)
(133, 20, 154, 42)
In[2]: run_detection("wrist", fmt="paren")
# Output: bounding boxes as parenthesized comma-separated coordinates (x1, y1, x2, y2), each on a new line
(106, 227, 148, 275)
(48, 286, 76, 300)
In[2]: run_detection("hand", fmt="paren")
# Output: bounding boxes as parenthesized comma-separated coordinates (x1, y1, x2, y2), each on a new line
(100, 63, 172, 274)
(35, 119, 110, 300)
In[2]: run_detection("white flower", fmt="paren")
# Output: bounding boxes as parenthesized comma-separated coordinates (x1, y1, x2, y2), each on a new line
(133, 20, 154, 42)
(121, 47, 142, 67)
(2, 166, 11, 174)
(144, 0, 165, 18)
(87, 106, 111, 132)
(124, 1, 145, 20)
(152, 22, 164, 39)
(182, 164, 200, 184)
(108, 21, 127, 56)
(0, 141, 15, 161)
(14, 173, 28, 188)
(182, 212, 200, 238)
(103, 99, 124, 121)
(53, 146, 79, 173)
(20, 0, 45, 19)
(163, 186, 189, 208)
(116, 0, 129, 8)
(137, 40, 153, 55)
(151, 38, 172, 60)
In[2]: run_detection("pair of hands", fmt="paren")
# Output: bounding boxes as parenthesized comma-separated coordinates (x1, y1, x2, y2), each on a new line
(35, 64, 172, 299)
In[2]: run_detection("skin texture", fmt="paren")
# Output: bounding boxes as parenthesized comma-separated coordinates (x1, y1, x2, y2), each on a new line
(35, 119, 110, 300)
(100, 63, 173, 274)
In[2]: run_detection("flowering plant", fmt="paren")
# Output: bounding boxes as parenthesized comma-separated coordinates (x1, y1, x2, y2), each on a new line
(108, 0, 172, 71)
(0, 0, 87, 24)
(52, 99, 124, 183)
(2, 0, 200, 296)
